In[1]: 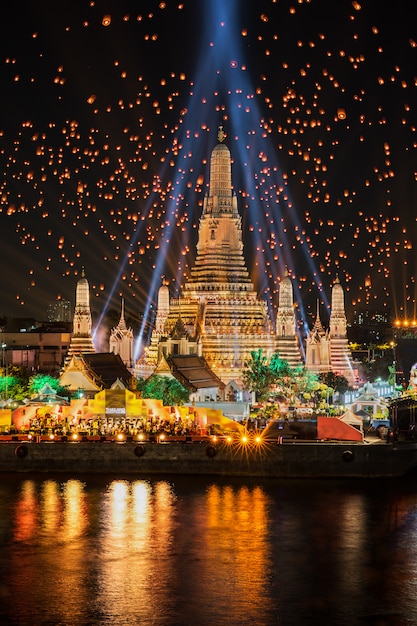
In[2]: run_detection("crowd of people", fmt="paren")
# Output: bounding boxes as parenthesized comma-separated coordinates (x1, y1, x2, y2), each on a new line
(22, 413, 207, 438)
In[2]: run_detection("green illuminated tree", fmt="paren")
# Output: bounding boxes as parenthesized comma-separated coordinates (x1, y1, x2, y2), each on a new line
(28, 374, 70, 398)
(136, 375, 189, 405)
(243, 350, 321, 406)
(0, 365, 29, 402)
(242, 350, 276, 401)
(269, 356, 319, 405)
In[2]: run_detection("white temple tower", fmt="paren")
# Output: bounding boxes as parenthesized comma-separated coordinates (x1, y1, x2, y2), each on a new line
(66, 269, 95, 359)
(137, 281, 172, 377)
(329, 277, 354, 383)
(155, 282, 170, 333)
(275, 270, 302, 367)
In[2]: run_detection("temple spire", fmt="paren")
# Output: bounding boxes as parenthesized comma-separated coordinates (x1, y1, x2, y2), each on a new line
(65, 270, 95, 361)
(118, 297, 127, 331)
(275, 271, 302, 366)
(109, 297, 134, 368)
(186, 130, 250, 289)
(312, 299, 325, 335)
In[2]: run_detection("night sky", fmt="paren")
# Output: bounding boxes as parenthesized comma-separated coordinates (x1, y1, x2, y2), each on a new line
(1, 0, 417, 347)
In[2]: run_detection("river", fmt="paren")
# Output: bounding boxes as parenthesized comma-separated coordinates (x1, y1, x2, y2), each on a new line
(0, 472, 416, 625)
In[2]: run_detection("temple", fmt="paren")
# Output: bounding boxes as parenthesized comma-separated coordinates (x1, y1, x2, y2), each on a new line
(329, 276, 354, 381)
(305, 300, 331, 376)
(275, 269, 303, 368)
(60, 279, 134, 395)
(109, 298, 134, 369)
(65, 269, 95, 360)
(135, 127, 302, 397)
(135, 127, 354, 395)
(305, 278, 354, 384)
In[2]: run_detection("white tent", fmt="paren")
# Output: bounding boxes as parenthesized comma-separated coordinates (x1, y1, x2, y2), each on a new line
(339, 409, 364, 432)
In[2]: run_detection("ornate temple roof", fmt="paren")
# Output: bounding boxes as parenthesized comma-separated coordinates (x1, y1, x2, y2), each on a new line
(167, 355, 225, 392)
(82, 353, 134, 389)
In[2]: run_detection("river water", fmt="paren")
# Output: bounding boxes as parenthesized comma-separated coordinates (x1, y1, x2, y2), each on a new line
(0, 472, 416, 626)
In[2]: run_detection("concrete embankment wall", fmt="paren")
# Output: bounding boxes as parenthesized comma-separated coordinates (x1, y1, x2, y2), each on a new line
(0, 440, 278, 476)
(0, 439, 415, 478)
(0, 442, 224, 473)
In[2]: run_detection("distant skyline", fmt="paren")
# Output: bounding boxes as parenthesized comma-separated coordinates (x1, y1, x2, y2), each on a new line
(1, 0, 417, 331)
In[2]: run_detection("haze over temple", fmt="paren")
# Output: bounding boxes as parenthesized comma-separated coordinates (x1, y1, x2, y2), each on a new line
(136, 127, 354, 395)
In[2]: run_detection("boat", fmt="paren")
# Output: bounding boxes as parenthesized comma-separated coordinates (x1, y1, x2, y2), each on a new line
(1, 416, 417, 478)
(388, 394, 417, 439)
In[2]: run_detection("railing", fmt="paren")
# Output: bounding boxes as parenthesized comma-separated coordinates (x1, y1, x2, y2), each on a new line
(0, 433, 210, 444)
(0, 432, 274, 446)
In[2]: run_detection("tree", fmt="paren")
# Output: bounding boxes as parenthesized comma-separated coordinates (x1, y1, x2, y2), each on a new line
(268, 353, 296, 401)
(243, 350, 321, 405)
(269, 356, 320, 405)
(319, 372, 350, 394)
(0, 365, 29, 402)
(242, 350, 275, 401)
(365, 354, 392, 383)
(294, 368, 321, 399)
(136, 375, 189, 405)
(28, 374, 70, 398)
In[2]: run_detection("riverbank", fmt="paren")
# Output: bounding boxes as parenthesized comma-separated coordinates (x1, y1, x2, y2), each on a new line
(1, 435, 416, 478)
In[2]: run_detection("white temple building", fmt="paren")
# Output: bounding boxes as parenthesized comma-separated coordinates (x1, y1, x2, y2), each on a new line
(329, 276, 353, 380)
(65, 269, 95, 361)
(305, 277, 354, 384)
(305, 300, 331, 376)
(136, 126, 286, 395)
(109, 298, 134, 369)
(60, 279, 134, 394)
(136, 127, 353, 392)
(275, 269, 303, 368)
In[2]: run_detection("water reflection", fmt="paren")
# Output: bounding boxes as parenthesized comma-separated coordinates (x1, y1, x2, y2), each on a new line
(97, 480, 176, 623)
(2, 476, 417, 625)
(62, 479, 88, 542)
(199, 484, 270, 622)
(12, 480, 37, 543)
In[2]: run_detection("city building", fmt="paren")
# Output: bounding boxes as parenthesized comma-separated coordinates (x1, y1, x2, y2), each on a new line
(349, 308, 392, 345)
(0, 321, 71, 373)
(47, 299, 72, 323)
(392, 323, 417, 386)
